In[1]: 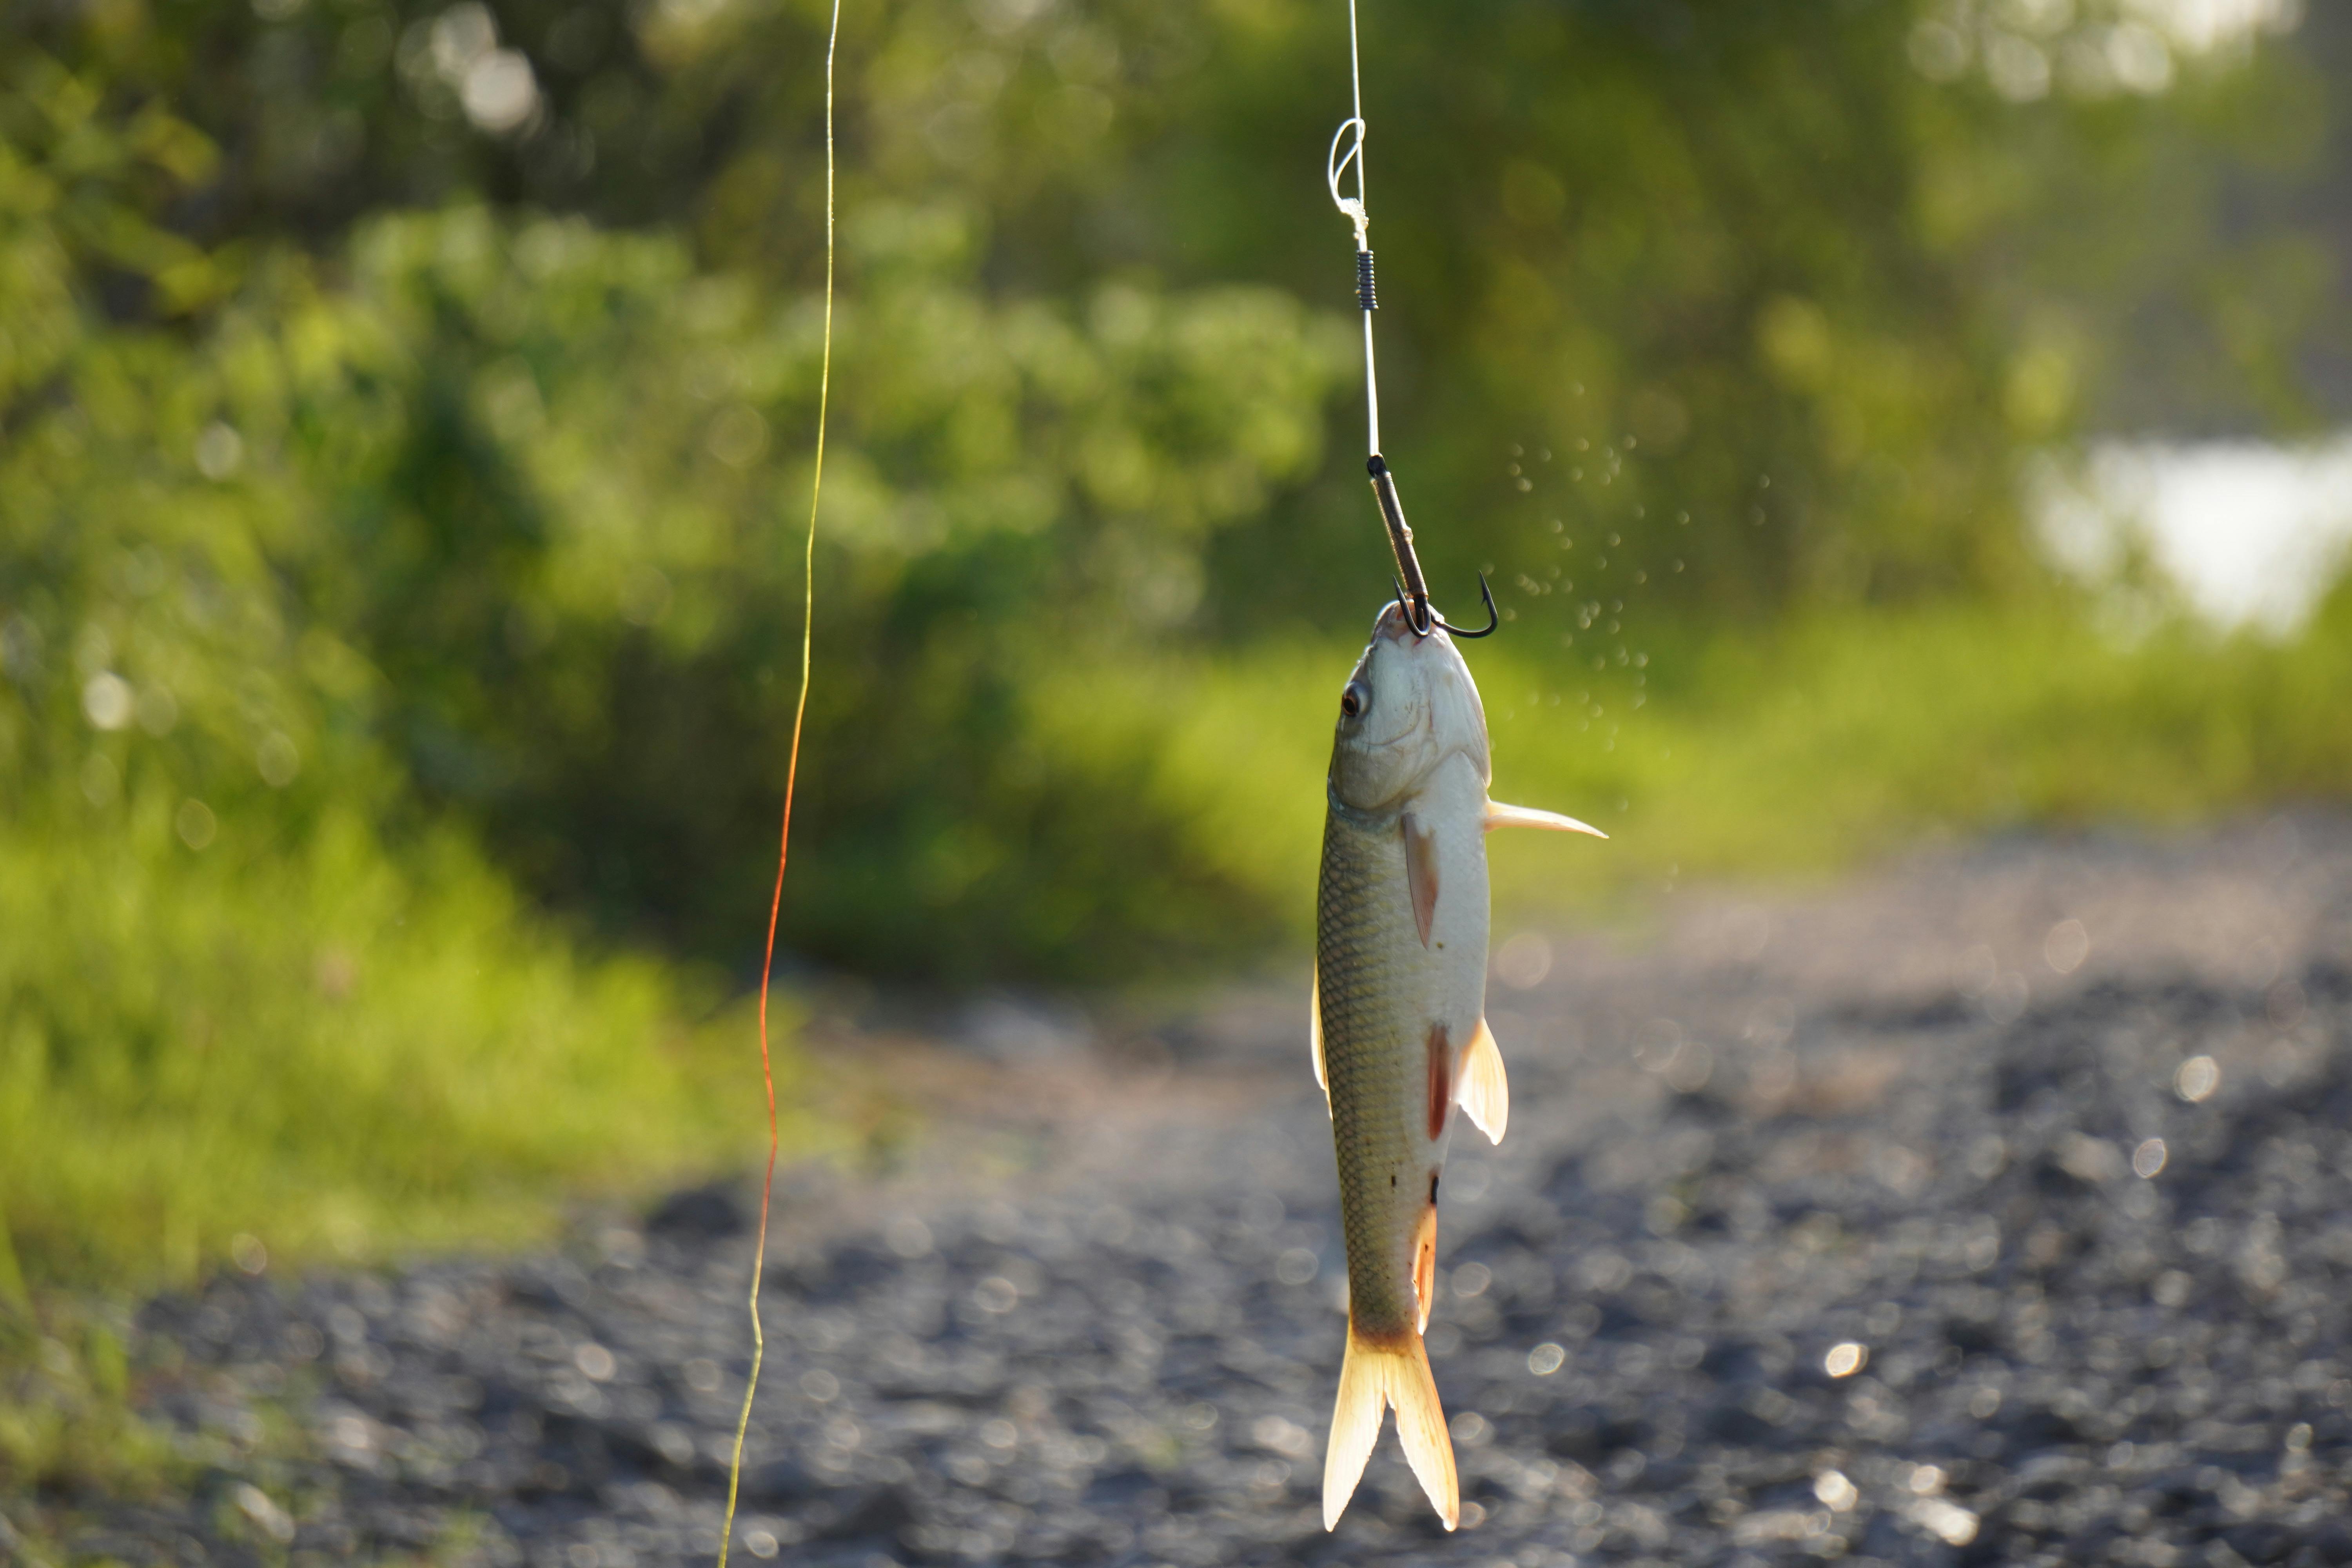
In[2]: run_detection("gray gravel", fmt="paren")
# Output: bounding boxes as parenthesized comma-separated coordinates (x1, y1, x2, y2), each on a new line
(53, 815, 2352, 1566)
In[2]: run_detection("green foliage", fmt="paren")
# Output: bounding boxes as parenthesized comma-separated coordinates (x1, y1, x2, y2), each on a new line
(4, 0, 2348, 1316)
(11, 2, 2340, 988)
(0, 69, 773, 1292)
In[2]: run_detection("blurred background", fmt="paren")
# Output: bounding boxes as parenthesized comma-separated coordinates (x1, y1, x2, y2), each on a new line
(4, 0, 2351, 1312)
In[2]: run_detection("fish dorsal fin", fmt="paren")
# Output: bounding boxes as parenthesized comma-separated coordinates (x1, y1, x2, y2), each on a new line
(1485, 799, 1608, 838)
(1411, 1197, 1438, 1332)
(1456, 1016, 1509, 1145)
(1402, 812, 1439, 947)
(1310, 969, 1329, 1108)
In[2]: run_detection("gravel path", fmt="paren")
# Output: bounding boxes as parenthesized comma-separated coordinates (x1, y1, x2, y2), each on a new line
(42, 815, 2352, 1567)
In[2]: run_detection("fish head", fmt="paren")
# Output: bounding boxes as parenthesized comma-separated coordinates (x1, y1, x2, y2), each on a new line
(1328, 599, 1491, 810)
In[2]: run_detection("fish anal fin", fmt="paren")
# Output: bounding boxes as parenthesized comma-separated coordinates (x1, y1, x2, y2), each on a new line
(1456, 1017, 1509, 1145)
(1411, 1198, 1437, 1333)
(1310, 970, 1328, 1108)
(1485, 800, 1608, 839)
(1402, 812, 1440, 947)
(1322, 1326, 1460, 1532)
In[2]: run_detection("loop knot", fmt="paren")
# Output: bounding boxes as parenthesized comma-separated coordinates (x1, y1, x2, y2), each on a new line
(1327, 116, 1370, 251)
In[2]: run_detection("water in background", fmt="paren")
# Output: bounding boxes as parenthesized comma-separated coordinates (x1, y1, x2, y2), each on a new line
(2036, 436, 2352, 634)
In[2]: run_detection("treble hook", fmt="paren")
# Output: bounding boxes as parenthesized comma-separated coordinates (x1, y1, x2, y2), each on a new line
(1368, 455, 1499, 640)
(1390, 573, 1499, 640)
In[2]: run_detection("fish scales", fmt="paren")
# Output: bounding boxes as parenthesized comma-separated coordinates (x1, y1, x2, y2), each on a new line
(1318, 795, 1441, 1337)
(1312, 600, 1604, 1534)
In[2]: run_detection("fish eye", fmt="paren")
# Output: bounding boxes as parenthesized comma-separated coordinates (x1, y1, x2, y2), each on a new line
(1340, 681, 1370, 719)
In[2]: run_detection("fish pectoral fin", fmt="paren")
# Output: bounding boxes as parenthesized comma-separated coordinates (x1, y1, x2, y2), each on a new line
(1310, 970, 1329, 1110)
(1323, 1325, 1460, 1533)
(1402, 811, 1440, 947)
(1412, 1200, 1438, 1333)
(1456, 1016, 1509, 1145)
(1484, 799, 1608, 839)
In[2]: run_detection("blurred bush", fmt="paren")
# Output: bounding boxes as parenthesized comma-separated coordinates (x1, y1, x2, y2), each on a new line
(0, 66, 780, 1285)
(11, 0, 2337, 980)
(3, 0, 2346, 1281)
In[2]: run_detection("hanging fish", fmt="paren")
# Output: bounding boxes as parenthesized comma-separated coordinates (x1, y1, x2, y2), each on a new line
(1313, 597, 1603, 1531)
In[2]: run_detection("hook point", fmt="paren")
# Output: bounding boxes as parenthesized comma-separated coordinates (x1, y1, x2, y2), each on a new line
(1433, 573, 1499, 639)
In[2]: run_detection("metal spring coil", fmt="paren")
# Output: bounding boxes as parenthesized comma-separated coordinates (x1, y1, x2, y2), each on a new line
(1356, 250, 1377, 311)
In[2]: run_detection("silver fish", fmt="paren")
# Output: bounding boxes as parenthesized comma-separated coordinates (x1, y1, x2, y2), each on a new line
(1314, 600, 1602, 1530)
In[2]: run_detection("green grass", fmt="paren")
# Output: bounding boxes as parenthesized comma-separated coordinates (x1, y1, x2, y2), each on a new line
(1481, 595, 2352, 909)
(1, 1296, 187, 1510)
(0, 801, 786, 1298)
(1036, 591, 2352, 946)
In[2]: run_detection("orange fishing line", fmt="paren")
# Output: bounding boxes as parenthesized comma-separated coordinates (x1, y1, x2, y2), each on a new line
(718, 1, 838, 1561)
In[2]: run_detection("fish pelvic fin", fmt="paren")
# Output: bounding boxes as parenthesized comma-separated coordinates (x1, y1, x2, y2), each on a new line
(1457, 1016, 1509, 1145)
(1322, 1323, 1460, 1532)
(1402, 811, 1440, 947)
(1485, 799, 1608, 839)
(1310, 970, 1329, 1109)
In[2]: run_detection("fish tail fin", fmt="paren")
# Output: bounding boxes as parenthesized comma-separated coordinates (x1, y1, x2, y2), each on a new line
(1457, 1016, 1509, 1144)
(1389, 1330, 1461, 1531)
(1321, 1325, 1385, 1531)
(1323, 1323, 1460, 1532)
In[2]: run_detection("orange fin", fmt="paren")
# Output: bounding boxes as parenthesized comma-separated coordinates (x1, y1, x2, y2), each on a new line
(1310, 971, 1328, 1108)
(1323, 1323, 1459, 1532)
(1403, 812, 1439, 947)
(1485, 799, 1607, 838)
(1456, 1016, 1508, 1145)
(1411, 1197, 1438, 1332)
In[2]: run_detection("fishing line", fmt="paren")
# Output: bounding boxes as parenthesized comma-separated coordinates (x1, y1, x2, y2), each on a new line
(1328, 0, 1494, 642)
(1327, 0, 1377, 459)
(718, 0, 838, 1561)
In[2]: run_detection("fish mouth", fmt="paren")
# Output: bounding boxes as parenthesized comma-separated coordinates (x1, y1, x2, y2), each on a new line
(1374, 600, 1430, 645)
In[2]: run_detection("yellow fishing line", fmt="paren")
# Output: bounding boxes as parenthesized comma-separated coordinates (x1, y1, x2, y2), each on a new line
(719, 0, 838, 1561)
